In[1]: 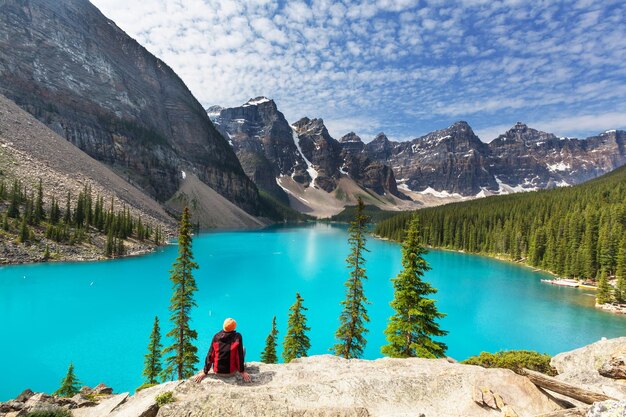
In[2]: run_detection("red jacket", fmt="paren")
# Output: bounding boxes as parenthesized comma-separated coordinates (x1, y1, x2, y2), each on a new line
(204, 330, 245, 374)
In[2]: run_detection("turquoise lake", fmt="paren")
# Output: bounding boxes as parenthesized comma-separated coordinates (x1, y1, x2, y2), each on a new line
(1, 223, 625, 400)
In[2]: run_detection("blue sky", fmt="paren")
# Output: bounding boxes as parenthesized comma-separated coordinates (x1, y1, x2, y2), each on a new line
(91, 0, 626, 142)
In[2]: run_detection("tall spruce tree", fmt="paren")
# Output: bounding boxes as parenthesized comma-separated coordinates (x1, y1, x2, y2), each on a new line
(34, 178, 45, 224)
(332, 197, 370, 359)
(260, 316, 279, 364)
(54, 363, 81, 397)
(143, 316, 163, 384)
(596, 269, 613, 305)
(283, 293, 310, 363)
(616, 237, 626, 304)
(162, 207, 199, 380)
(382, 216, 448, 358)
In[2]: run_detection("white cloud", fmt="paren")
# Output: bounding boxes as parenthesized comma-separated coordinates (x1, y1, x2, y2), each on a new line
(90, 0, 626, 141)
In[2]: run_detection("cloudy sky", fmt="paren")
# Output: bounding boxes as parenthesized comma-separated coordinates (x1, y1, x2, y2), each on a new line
(90, 0, 626, 142)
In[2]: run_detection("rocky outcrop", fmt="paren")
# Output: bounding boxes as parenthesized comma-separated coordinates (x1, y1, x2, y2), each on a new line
(551, 337, 626, 401)
(6, 338, 626, 417)
(363, 122, 626, 197)
(0, 0, 260, 215)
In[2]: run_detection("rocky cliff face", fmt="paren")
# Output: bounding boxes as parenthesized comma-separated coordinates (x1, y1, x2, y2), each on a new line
(210, 101, 405, 205)
(339, 132, 404, 198)
(365, 122, 495, 195)
(488, 123, 626, 191)
(364, 122, 626, 197)
(0, 0, 260, 214)
(210, 97, 308, 203)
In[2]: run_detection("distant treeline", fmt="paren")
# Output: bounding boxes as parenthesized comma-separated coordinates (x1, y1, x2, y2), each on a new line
(0, 178, 164, 258)
(328, 204, 399, 224)
(375, 165, 626, 282)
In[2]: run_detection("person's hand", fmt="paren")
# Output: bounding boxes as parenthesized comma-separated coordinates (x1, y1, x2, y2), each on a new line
(241, 371, 251, 382)
(194, 371, 207, 383)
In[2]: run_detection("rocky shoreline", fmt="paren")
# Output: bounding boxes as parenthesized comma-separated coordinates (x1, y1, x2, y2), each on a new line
(0, 237, 165, 266)
(2, 338, 625, 417)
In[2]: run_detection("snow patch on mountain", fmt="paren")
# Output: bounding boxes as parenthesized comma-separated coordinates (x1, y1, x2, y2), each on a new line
(419, 187, 463, 198)
(243, 97, 271, 107)
(291, 128, 318, 186)
(547, 162, 571, 172)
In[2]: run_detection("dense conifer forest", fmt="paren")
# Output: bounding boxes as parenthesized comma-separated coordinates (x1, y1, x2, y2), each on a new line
(375, 165, 626, 288)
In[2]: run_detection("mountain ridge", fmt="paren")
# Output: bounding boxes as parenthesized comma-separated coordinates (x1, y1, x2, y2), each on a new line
(209, 97, 626, 215)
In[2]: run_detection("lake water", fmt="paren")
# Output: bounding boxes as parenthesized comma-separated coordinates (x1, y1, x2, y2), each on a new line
(1, 223, 625, 400)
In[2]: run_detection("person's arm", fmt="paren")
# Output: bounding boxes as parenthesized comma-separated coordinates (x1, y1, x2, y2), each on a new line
(194, 336, 216, 383)
(204, 338, 216, 374)
(238, 334, 251, 382)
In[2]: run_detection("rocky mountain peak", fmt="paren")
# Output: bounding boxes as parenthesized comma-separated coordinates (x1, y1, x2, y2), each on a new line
(292, 117, 326, 133)
(492, 123, 557, 145)
(205, 105, 224, 117)
(339, 132, 364, 154)
(450, 120, 472, 130)
(372, 132, 390, 144)
(242, 96, 274, 108)
(340, 132, 362, 143)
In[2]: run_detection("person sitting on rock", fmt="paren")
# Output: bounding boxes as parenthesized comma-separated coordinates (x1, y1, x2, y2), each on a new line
(194, 318, 251, 383)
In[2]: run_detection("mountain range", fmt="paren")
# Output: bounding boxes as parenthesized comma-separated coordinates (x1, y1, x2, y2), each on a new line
(210, 98, 626, 216)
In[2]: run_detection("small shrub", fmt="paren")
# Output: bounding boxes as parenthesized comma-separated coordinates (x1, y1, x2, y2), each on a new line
(155, 391, 175, 406)
(462, 350, 556, 376)
(135, 383, 157, 392)
(25, 408, 72, 417)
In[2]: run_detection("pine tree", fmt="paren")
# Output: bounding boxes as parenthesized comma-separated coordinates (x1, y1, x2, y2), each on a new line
(8, 180, 20, 218)
(260, 316, 279, 364)
(43, 245, 50, 261)
(616, 237, 626, 304)
(162, 207, 199, 380)
(282, 292, 310, 363)
(63, 192, 72, 225)
(54, 363, 81, 397)
(143, 316, 163, 384)
(18, 215, 29, 243)
(50, 195, 60, 224)
(332, 197, 370, 359)
(2, 212, 8, 231)
(596, 269, 613, 305)
(382, 216, 448, 358)
(34, 178, 45, 224)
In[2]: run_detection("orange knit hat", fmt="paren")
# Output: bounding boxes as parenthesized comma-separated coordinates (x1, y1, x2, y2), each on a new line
(223, 318, 237, 332)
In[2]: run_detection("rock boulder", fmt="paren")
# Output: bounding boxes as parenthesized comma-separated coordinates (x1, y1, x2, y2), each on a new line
(551, 337, 626, 401)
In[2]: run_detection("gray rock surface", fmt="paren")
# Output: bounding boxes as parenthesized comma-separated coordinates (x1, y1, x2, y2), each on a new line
(72, 393, 129, 417)
(552, 337, 626, 401)
(586, 400, 626, 417)
(599, 356, 626, 380)
(155, 355, 559, 417)
(108, 381, 181, 417)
